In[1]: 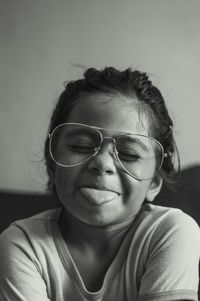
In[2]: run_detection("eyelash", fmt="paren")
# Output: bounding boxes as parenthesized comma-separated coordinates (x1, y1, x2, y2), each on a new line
(118, 151, 142, 161)
(68, 143, 95, 153)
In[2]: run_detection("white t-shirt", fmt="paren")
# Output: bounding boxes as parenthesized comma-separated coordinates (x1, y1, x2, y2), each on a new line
(0, 203, 199, 301)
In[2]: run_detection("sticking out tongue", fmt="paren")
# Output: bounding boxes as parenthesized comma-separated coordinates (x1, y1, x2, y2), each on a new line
(80, 187, 118, 204)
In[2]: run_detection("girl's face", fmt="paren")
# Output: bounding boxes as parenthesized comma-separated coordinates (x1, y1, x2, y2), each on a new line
(55, 94, 162, 227)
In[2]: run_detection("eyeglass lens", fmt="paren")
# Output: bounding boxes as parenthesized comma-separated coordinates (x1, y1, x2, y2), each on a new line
(50, 124, 163, 180)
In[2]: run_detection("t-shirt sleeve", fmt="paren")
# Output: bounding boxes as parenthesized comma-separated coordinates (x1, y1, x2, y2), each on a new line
(0, 224, 51, 301)
(138, 210, 200, 301)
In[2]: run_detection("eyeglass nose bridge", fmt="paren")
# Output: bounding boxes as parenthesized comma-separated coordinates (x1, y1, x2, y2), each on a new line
(93, 136, 119, 160)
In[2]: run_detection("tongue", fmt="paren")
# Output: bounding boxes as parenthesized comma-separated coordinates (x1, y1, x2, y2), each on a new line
(80, 187, 118, 204)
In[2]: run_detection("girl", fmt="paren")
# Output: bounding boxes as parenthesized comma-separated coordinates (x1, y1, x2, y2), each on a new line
(0, 67, 199, 300)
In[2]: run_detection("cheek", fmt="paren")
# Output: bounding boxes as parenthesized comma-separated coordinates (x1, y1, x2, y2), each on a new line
(55, 166, 79, 201)
(122, 175, 152, 203)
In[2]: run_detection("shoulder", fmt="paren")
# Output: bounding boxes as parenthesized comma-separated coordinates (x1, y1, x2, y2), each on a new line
(141, 203, 199, 232)
(0, 207, 62, 253)
(133, 203, 200, 255)
(0, 209, 63, 300)
(1, 207, 62, 232)
(139, 203, 200, 255)
(134, 204, 200, 299)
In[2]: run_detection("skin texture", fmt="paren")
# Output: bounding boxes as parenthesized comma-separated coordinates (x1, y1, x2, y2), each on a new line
(54, 93, 163, 291)
(55, 94, 162, 228)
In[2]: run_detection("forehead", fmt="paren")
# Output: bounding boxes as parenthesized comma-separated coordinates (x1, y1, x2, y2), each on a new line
(67, 94, 150, 135)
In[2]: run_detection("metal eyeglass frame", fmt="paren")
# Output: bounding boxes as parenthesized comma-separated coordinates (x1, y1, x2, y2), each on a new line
(48, 122, 168, 180)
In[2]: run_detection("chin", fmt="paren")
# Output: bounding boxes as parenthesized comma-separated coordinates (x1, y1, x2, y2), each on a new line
(78, 213, 117, 228)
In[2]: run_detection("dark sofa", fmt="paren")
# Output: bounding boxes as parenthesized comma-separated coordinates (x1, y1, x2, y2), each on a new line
(0, 165, 199, 232)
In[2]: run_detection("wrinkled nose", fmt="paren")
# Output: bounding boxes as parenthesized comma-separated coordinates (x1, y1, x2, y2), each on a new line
(87, 138, 118, 175)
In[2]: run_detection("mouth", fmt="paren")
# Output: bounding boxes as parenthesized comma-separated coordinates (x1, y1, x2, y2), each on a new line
(79, 187, 120, 206)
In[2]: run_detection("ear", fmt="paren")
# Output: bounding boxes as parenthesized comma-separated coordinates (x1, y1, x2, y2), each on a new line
(145, 176, 163, 202)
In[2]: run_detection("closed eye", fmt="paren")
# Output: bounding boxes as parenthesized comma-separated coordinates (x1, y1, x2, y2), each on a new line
(68, 143, 95, 154)
(118, 151, 142, 162)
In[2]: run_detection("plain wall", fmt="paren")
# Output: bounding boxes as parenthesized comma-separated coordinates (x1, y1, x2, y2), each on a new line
(1, 0, 200, 192)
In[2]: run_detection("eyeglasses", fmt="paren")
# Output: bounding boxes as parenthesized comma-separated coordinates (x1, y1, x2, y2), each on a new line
(48, 122, 167, 180)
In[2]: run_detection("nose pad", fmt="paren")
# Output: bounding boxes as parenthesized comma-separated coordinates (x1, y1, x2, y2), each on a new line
(108, 138, 119, 161)
(88, 139, 119, 175)
(110, 147, 118, 160)
(93, 145, 118, 161)
(97, 137, 119, 161)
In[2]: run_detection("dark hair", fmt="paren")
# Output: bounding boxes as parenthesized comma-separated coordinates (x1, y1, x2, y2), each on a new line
(44, 67, 179, 194)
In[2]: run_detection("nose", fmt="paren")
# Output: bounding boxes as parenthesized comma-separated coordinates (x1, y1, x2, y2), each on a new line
(87, 138, 118, 176)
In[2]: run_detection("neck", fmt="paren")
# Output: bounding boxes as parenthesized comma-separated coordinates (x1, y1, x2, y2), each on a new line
(58, 209, 134, 253)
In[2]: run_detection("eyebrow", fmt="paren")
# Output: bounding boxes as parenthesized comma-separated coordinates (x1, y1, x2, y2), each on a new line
(91, 126, 150, 151)
(63, 124, 150, 152)
(113, 134, 150, 152)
